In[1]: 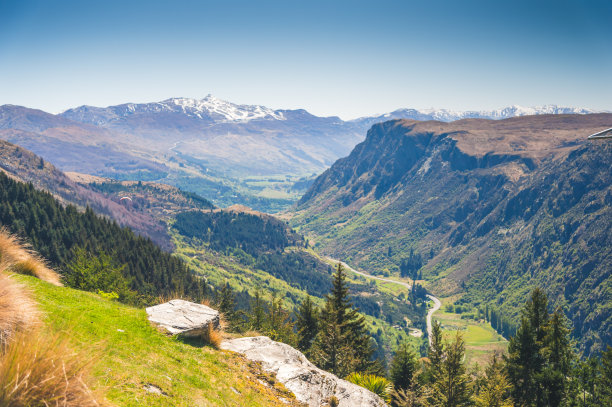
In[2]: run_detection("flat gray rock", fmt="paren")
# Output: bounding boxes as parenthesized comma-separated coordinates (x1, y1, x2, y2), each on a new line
(146, 299, 219, 337)
(220, 336, 386, 407)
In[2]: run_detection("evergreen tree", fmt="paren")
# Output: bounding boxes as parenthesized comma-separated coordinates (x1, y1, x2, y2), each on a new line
(390, 343, 419, 391)
(506, 316, 541, 406)
(266, 294, 295, 345)
(541, 310, 574, 406)
(506, 289, 578, 407)
(218, 281, 239, 330)
(474, 355, 513, 407)
(425, 320, 444, 384)
(600, 347, 612, 405)
(432, 332, 472, 407)
(296, 295, 319, 354)
(248, 289, 267, 332)
(311, 263, 375, 377)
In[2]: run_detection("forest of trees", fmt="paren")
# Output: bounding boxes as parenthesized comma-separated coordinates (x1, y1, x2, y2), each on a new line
(400, 248, 423, 280)
(382, 288, 612, 406)
(174, 210, 336, 297)
(0, 172, 206, 304)
(217, 267, 612, 406)
(174, 210, 302, 255)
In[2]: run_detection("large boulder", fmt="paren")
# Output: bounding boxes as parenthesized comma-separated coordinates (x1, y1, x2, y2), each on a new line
(146, 299, 219, 337)
(220, 336, 386, 407)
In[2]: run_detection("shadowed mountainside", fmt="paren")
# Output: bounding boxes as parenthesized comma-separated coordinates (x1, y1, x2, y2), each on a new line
(292, 114, 612, 354)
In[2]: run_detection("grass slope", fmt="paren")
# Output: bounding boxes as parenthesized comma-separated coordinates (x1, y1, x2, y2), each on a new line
(18, 274, 297, 407)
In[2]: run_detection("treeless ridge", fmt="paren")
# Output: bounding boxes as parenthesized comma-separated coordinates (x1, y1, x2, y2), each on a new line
(395, 113, 612, 161)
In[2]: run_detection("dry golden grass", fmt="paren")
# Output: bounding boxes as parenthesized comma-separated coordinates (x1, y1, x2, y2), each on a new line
(0, 273, 39, 349)
(204, 324, 223, 349)
(0, 229, 61, 286)
(0, 331, 103, 407)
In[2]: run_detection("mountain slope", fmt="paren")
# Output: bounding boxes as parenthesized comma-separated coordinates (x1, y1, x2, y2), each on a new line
(291, 114, 612, 354)
(60, 96, 363, 176)
(1, 100, 603, 212)
(16, 273, 297, 406)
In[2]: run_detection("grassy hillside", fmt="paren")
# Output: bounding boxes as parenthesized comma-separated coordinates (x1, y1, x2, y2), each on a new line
(15, 274, 297, 406)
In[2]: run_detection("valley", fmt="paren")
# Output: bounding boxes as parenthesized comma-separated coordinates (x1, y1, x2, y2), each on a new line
(0, 99, 610, 406)
(291, 114, 612, 355)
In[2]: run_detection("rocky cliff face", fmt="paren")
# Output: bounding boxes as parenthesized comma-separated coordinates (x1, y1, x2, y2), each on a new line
(292, 114, 612, 354)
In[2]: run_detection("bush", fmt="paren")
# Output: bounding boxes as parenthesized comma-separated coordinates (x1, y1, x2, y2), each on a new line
(0, 273, 39, 349)
(0, 331, 102, 406)
(346, 372, 392, 402)
(64, 248, 136, 304)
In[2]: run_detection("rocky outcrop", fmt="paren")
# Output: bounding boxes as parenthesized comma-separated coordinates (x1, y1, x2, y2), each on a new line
(220, 336, 386, 407)
(146, 300, 219, 336)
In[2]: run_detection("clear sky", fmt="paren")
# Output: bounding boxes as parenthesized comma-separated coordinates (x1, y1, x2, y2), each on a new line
(1, 0, 610, 119)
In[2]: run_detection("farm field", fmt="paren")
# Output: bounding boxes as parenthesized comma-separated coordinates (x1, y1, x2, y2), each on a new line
(433, 304, 508, 368)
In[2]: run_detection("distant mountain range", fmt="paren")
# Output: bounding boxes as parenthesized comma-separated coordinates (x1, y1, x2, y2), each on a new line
(0, 96, 607, 211)
(351, 104, 605, 129)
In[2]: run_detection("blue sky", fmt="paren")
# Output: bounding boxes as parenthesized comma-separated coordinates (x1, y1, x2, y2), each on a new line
(1, 0, 610, 119)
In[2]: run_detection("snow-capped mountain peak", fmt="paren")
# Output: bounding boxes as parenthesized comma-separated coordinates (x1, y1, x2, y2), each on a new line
(61, 95, 285, 126)
(160, 95, 285, 123)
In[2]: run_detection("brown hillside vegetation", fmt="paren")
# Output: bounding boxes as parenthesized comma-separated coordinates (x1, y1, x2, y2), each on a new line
(395, 113, 612, 161)
(0, 230, 102, 406)
(0, 229, 61, 286)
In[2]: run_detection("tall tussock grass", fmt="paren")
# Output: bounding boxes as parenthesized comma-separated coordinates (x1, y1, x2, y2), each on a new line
(0, 229, 61, 286)
(0, 331, 102, 406)
(0, 273, 39, 349)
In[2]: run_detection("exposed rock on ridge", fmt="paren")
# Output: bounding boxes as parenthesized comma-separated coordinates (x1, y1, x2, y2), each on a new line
(146, 300, 220, 336)
(221, 336, 386, 407)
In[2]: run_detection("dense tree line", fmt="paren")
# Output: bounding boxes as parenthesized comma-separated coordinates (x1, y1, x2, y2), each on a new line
(174, 210, 302, 256)
(174, 210, 337, 298)
(400, 248, 423, 280)
(384, 288, 612, 407)
(218, 264, 384, 377)
(0, 172, 205, 304)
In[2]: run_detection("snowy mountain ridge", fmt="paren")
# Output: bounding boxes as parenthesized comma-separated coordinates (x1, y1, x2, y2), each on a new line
(62, 95, 605, 128)
(352, 104, 606, 127)
(61, 94, 285, 125)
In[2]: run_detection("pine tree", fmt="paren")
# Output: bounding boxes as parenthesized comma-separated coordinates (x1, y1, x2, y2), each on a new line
(506, 289, 579, 407)
(266, 294, 295, 345)
(390, 343, 419, 391)
(506, 316, 541, 406)
(541, 310, 574, 406)
(425, 320, 444, 384)
(474, 355, 513, 407)
(311, 263, 374, 377)
(431, 332, 472, 407)
(218, 281, 237, 330)
(296, 295, 319, 354)
(599, 346, 612, 405)
(249, 289, 267, 332)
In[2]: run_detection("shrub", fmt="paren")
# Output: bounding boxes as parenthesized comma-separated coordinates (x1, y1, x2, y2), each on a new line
(346, 372, 392, 402)
(203, 324, 222, 349)
(0, 229, 61, 286)
(0, 273, 39, 349)
(0, 331, 102, 406)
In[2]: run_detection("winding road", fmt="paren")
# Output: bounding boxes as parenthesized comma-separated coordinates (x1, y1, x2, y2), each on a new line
(325, 257, 442, 345)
